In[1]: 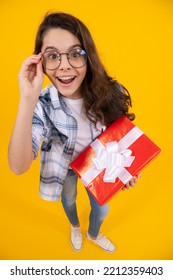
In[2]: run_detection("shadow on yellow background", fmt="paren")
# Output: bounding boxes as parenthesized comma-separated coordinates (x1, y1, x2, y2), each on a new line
(0, 0, 173, 260)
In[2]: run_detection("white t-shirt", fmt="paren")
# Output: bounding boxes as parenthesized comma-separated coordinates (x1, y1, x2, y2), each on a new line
(63, 97, 92, 161)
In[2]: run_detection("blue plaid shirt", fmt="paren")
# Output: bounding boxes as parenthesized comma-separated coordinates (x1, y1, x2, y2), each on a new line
(32, 85, 105, 201)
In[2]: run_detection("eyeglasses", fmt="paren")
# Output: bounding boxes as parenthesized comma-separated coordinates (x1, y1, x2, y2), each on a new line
(42, 47, 87, 70)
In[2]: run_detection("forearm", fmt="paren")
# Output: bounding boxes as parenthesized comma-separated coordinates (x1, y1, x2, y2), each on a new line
(9, 53, 43, 174)
(8, 98, 36, 174)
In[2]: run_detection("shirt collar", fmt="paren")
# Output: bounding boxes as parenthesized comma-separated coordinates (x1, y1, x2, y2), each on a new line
(49, 85, 72, 116)
(49, 85, 61, 109)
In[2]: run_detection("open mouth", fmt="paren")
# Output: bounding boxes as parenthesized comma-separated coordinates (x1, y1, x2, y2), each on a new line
(57, 76, 76, 84)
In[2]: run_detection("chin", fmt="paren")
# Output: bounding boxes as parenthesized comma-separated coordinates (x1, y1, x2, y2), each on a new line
(58, 86, 82, 99)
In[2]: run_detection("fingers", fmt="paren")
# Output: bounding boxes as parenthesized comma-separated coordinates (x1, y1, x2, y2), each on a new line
(136, 173, 142, 179)
(122, 173, 142, 191)
(122, 185, 130, 191)
(36, 58, 43, 77)
(18, 53, 44, 98)
(19, 53, 42, 77)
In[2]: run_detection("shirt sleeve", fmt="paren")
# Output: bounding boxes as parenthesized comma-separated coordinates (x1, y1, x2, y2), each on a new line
(32, 102, 47, 159)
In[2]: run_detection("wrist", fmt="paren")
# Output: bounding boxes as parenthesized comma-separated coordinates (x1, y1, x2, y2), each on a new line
(18, 97, 37, 115)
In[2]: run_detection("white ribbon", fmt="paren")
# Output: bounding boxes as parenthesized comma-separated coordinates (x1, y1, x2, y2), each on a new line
(81, 126, 143, 186)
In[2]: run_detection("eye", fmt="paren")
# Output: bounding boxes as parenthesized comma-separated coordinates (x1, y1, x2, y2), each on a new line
(70, 49, 85, 59)
(71, 51, 80, 58)
(43, 51, 60, 61)
(48, 52, 60, 60)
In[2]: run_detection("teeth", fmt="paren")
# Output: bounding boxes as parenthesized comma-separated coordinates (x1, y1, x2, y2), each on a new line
(58, 76, 74, 80)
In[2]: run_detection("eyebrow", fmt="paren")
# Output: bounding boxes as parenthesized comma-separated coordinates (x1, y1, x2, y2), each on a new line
(44, 44, 82, 52)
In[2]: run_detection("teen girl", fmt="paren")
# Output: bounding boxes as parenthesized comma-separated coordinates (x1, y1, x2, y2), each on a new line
(8, 12, 140, 253)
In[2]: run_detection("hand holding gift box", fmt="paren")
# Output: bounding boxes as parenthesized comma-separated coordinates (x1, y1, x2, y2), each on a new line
(70, 116, 161, 206)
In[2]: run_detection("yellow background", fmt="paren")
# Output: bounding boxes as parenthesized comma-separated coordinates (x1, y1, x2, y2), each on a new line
(0, 0, 173, 260)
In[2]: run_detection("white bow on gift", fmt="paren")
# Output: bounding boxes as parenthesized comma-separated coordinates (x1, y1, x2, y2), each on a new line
(92, 141, 135, 183)
(81, 126, 143, 186)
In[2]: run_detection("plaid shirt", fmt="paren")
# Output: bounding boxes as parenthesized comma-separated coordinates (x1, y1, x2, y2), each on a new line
(32, 85, 105, 201)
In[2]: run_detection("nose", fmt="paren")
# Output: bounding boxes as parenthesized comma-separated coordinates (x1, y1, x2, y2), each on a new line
(59, 53, 71, 69)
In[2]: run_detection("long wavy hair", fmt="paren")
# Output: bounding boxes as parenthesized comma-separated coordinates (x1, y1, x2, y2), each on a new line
(34, 12, 135, 126)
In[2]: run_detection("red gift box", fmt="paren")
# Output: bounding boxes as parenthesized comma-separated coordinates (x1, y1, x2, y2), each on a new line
(70, 116, 161, 206)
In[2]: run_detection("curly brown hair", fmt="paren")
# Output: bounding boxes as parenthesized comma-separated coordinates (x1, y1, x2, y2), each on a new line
(34, 12, 135, 126)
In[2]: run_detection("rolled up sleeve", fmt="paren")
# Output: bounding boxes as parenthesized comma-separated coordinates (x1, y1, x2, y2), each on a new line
(32, 102, 47, 160)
